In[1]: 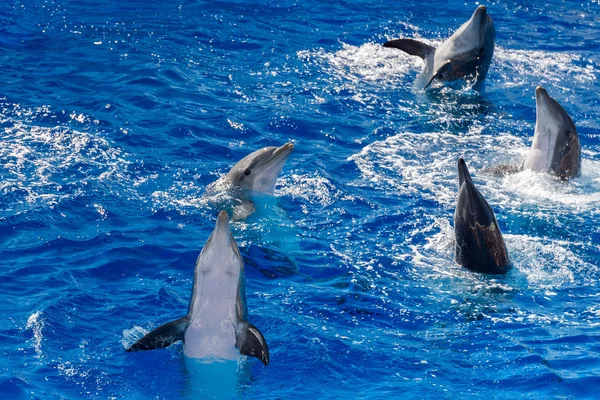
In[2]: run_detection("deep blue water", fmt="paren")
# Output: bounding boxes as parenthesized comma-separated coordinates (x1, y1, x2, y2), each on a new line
(1, 0, 600, 398)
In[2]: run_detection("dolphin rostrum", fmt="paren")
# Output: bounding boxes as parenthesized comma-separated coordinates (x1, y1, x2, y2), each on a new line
(206, 143, 294, 219)
(454, 158, 510, 274)
(127, 211, 269, 365)
(522, 86, 581, 179)
(383, 6, 495, 89)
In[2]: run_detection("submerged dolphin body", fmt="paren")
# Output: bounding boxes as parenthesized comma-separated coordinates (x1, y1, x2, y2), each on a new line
(383, 6, 495, 89)
(206, 143, 294, 219)
(454, 158, 510, 274)
(127, 211, 269, 365)
(522, 87, 581, 179)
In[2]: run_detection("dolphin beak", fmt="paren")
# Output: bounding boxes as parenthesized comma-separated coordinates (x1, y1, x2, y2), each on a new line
(215, 210, 231, 235)
(535, 86, 554, 122)
(456, 159, 494, 227)
(535, 86, 550, 107)
(272, 142, 294, 161)
(472, 5, 488, 25)
(457, 157, 473, 188)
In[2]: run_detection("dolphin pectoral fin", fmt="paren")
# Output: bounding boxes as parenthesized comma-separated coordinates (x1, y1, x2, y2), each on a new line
(232, 200, 256, 221)
(236, 321, 269, 365)
(425, 61, 454, 88)
(383, 39, 435, 59)
(127, 316, 190, 352)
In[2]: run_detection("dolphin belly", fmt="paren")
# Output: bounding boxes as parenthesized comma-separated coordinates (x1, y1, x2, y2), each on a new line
(127, 211, 270, 365)
(184, 297, 239, 360)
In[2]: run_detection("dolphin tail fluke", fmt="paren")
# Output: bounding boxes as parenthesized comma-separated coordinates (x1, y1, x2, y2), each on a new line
(127, 316, 190, 352)
(236, 321, 270, 366)
(382, 38, 435, 59)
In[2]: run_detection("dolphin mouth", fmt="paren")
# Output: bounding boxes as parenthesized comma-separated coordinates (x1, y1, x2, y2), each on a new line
(269, 142, 294, 164)
(471, 5, 490, 37)
(244, 142, 294, 195)
(534, 86, 559, 128)
(255, 142, 294, 171)
(471, 5, 487, 22)
(473, 5, 487, 21)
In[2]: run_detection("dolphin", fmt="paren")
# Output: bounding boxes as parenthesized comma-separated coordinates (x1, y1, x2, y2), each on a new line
(383, 6, 495, 89)
(522, 86, 581, 179)
(454, 158, 510, 274)
(127, 211, 269, 365)
(206, 143, 294, 219)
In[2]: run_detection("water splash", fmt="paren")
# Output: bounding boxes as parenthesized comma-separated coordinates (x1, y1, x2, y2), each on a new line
(26, 311, 44, 357)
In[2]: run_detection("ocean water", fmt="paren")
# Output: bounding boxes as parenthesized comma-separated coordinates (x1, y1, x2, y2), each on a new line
(1, 0, 600, 398)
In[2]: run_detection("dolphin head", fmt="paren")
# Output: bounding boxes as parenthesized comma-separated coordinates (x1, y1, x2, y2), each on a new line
(227, 143, 294, 194)
(451, 6, 495, 50)
(454, 158, 510, 274)
(523, 86, 581, 178)
(428, 6, 495, 87)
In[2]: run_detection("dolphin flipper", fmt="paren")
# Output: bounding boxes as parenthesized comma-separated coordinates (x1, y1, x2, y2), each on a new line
(236, 321, 270, 365)
(424, 61, 453, 88)
(383, 39, 435, 59)
(127, 316, 190, 351)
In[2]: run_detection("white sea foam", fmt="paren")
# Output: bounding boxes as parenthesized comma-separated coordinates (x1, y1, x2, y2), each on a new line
(352, 131, 600, 288)
(299, 39, 599, 93)
(121, 325, 148, 350)
(349, 130, 525, 206)
(410, 220, 593, 290)
(276, 171, 345, 208)
(494, 46, 597, 86)
(26, 311, 44, 357)
(298, 42, 421, 85)
(0, 105, 132, 210)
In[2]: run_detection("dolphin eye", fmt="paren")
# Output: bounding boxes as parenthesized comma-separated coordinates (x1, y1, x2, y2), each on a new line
(244, 168, 252, 176)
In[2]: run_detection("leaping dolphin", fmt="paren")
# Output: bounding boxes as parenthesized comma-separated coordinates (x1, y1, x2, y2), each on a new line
(454, 158, 510, 274)
(383, 6, 495, 89)
(127, 211, 269, 365)
(206, 143, 294, 219)
(522, 87, 581, 179)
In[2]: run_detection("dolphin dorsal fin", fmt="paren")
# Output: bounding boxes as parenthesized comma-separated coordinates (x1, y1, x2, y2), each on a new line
(236, 321, 270, 365)
(383, 39, 435, 59)
(127, 316, 190, 351)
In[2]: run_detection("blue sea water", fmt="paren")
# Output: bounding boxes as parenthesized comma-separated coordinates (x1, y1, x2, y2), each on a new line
(1, 0, 600, 398)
